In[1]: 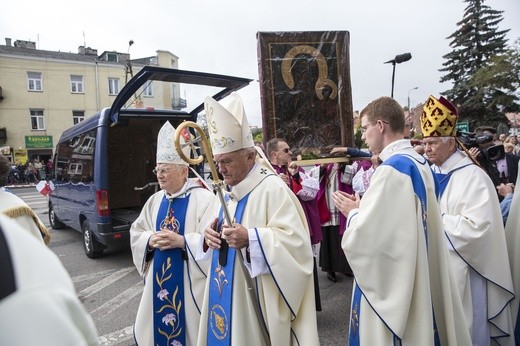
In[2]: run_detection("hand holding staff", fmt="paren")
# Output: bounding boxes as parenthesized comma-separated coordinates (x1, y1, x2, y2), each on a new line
(173, 120, 231, 266)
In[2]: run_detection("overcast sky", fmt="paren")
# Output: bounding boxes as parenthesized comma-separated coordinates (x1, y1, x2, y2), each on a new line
(1, 0, 519, 126)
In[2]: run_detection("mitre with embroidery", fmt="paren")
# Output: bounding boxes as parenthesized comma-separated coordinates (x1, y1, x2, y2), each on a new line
(156, 121, 190, 165)
(421, 95, 458, 137)
(204, 92, 254, 155)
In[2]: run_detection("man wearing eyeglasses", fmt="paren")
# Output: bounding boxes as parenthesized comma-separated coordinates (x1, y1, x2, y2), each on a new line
(332, 96, 470, 345)
(130, 121, 215, 346)
(198, 93, 319, 345)
(266, 138, 322, 308)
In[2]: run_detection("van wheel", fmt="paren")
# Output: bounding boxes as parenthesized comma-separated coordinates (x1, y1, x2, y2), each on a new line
(48, 203, 65, 229)
(82, 221, 104, 259)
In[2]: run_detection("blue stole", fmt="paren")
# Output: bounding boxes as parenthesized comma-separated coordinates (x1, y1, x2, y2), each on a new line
(207, 193, 251, 345)
(349, 154, 440, 345)
(153, 195, 190, 345)
(435, 164, 472, 197)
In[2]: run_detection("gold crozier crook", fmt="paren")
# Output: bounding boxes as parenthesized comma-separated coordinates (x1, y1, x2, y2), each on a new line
(173, 120, 232, 266)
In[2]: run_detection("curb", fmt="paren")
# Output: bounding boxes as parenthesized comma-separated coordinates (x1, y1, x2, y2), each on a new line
(5, 184, 36, 189)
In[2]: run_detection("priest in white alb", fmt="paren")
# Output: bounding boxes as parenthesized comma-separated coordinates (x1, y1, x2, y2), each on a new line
(423, 95, 515, 345)
(130, 121, 215, 346)
(333, 96, 471, 345)
(196, 92, 319, 345)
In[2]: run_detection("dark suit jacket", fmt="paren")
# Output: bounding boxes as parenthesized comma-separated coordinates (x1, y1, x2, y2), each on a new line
(504, 153, 519, 184)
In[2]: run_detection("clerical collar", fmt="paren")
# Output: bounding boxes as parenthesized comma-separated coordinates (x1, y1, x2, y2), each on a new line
(164, 179, 197, 200)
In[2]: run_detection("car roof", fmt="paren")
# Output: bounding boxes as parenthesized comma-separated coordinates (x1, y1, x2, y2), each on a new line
(108, 66, 252, 124)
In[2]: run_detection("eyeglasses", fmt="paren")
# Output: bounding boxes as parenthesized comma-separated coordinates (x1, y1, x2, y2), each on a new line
(215, 159, 234, 168)
(282, 148, 291, 153)
(152, 168, 173, 175)
(361, 120, 389, 134)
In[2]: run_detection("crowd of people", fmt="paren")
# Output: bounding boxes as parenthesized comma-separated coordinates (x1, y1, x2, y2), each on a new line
(6, 158, 53, 184)
(3, 92, 520, 346)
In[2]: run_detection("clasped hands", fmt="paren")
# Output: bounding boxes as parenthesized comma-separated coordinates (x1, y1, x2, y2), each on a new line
(204, 217, 249, 250)
(148, 228, 185, 251)
(332, 190, 361, 217)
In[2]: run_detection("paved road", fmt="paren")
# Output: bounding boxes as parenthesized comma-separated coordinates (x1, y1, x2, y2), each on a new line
(12, 185, 353, 345)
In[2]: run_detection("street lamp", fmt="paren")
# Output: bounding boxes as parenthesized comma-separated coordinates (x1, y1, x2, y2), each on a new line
(407, 86, 418, 111)
(125, 40, 135, 84)
(384, 53, 412, 98)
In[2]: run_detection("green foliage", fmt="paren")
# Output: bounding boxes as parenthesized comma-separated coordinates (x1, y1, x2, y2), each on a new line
(439, 0, 519, 128)
(253, 132, 263, 142)
(354, 127, 364, 149)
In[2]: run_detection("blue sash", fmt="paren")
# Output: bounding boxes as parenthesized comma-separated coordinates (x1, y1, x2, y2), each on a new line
(435, 164, 472, 197)
(349, 154, 440, 345)
(207, 193, 250, 345)
(153, 195, 190, 345)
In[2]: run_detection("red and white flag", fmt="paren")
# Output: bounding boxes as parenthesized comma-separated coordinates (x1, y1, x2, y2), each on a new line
(36, 180, 55, 196)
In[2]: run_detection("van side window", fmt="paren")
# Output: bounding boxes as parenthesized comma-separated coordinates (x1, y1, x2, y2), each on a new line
(56, 129, 96, 184)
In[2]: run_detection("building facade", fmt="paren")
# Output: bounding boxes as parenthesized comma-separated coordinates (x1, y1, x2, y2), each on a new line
(0, 37, 180, 165)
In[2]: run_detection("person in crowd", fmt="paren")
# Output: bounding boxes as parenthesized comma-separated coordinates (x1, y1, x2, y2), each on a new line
(0, 154, 50, 244)
(25, 160, 36, 183)
(422, 95, 515, 345)
(198, 92, 319, 345)
(505, 142, 516, 154)
(333, 96, 471, 345)
(479, 131, 520, 185)
(497, 182, 515, 224)
(467, 128, 518, 194)
(267, 138, 322, 309)
(307, 149, 372, 283)
(46, 159, 54, 179)
(508, 135, 520, 155)
(254, 140, 265, 153)
(130, 121, 215, 346)
(0, 214, 99, 345)
(34, 159, 43, 180)
(499, 133, 507, 142)
(503, 174, 520, 345)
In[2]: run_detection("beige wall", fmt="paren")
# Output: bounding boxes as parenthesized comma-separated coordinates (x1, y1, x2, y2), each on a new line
(0, 48, 179, 160)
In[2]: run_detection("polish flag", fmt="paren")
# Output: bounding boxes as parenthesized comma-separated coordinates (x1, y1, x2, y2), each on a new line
(36, 180, 55, 196)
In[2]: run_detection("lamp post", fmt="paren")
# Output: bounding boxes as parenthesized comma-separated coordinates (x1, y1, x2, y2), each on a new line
(384, 53, 412, 98)
(125, 40, 134, 84)
(407, 86, 418, 111)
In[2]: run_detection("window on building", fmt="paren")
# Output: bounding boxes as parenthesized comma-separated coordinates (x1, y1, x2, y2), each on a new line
(30, 110, 45, 130)
(108, 78, 119, 95)
(70, 75, 84, 93)
(143, 81, 153, 97)
(73, 111, 85, 125)
(106, 53, 118, 62)
(68, 162, 83, 175)
(27, 72, 42, 91)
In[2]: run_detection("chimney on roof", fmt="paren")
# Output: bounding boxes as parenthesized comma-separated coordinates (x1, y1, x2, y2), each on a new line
(5, 38, 12, 46)
(14, 40, 36, 49)
(78, 46, 98, 55)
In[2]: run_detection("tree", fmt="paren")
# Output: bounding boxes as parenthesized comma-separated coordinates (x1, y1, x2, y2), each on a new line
(439, 0, 516, 128)
(470, 39, 520, 114)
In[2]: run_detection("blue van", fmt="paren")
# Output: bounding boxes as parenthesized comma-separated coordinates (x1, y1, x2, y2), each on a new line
(48, 66, 251, 258)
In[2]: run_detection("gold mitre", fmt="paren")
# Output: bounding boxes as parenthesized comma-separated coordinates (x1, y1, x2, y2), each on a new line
(421, 95, 458, 137)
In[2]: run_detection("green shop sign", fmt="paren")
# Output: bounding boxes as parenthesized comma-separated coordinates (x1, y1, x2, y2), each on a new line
(456, 121, 469, 133)
(25, 135, 53, 149)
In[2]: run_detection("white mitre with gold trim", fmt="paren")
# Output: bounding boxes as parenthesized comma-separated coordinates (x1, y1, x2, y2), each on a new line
(205, 92, 254, 155)
(156, 121, 189, 165)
